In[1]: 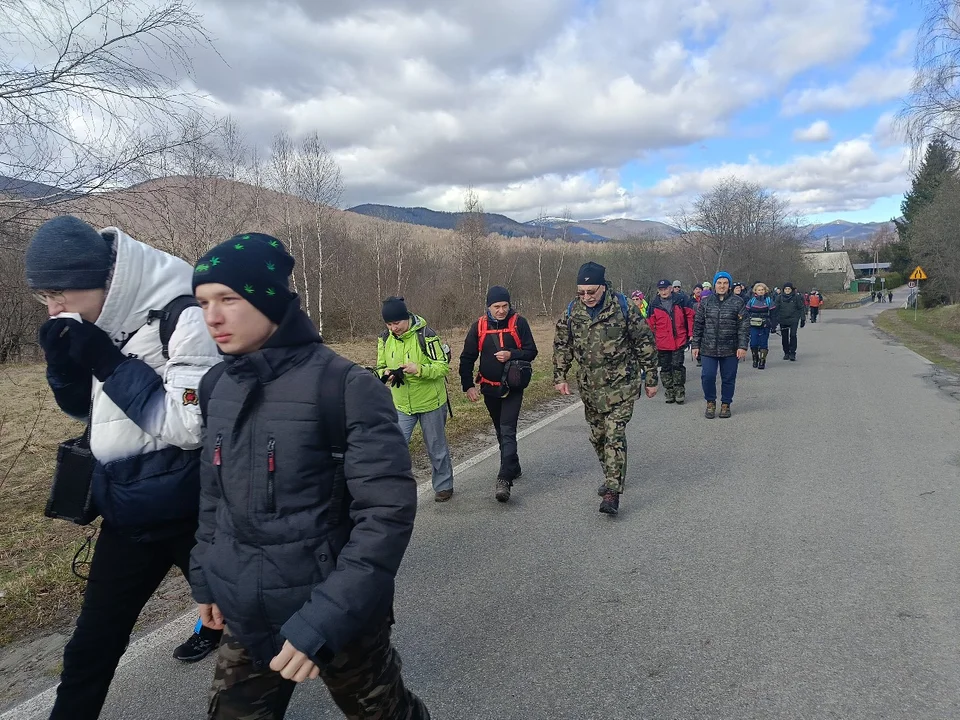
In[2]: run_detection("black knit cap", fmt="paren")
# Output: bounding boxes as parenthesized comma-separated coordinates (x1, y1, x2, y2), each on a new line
(486, 285, 510, 306)
(381, 296, 409, 323)
(192, 233, 295, 324)
(577, 261, 605, 285)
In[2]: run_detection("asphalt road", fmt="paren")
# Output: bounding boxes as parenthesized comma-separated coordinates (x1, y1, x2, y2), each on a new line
(12, 288, 960, 719)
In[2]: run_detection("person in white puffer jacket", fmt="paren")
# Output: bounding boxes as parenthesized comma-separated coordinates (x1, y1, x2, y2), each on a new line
(24, 216, 223, 720)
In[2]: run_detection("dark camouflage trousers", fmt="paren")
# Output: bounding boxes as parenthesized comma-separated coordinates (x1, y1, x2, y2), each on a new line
(208, 624, 430, 720)
(658, 350, 686, 401)
(584, 398, 635, 493)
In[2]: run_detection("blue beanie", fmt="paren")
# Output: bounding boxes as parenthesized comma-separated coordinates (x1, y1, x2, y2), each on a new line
(193, 233, 296, 324)
(713, 271, 733, 286)
(25, 216, 112, 290)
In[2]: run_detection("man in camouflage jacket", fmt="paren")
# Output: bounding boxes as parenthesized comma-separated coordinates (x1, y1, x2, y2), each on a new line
(553, 262, 659, 515)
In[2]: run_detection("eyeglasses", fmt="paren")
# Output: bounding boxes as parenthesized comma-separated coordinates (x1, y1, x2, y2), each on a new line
(32, 290, 66, 305)
(576, 286, 603, 298)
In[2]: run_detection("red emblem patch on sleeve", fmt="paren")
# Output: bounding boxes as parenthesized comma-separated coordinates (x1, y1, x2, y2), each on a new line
(182, 389, 199, 406)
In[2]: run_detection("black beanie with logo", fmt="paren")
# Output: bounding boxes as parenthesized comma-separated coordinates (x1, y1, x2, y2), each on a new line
(192, 233, 296, 324)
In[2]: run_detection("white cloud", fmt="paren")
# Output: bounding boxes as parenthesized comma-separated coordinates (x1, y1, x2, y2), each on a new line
(18, 0, 903, 221)
(793, 120, 833, 142)
(641, 136, 909, 219)
(781, 65, 914, 116)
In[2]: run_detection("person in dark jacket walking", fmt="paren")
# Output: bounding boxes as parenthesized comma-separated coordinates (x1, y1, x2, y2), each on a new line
(190, 234, 429, 720)
(459, 286, 538, 502)
(691, 271, 748, 418)
(646, 279, 695, 404)
(745, 283, 778, 369)
(24, 216, 223, 720)
(777, 282, 807, 361)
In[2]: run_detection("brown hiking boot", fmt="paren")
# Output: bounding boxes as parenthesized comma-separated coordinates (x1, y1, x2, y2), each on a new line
(599, 490, 620, 515)
(495, 478, 511, 502)
(705, 401, 716, 419)
(434, 490, 454, 502)
(719, 403, 732, 418)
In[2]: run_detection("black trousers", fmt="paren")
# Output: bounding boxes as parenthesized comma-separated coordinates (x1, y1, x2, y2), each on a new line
(810, 307, 819, 322)
(483, 389, 524, 480)
(780, 322, 799, 355)
(49, 524, 197, 720)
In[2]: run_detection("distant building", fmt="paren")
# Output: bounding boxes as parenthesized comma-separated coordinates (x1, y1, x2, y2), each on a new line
(851, 262, 892, 276)
(801, 251, 856, 292)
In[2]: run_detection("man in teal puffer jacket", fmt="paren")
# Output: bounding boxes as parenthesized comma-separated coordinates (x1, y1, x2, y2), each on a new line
(377, 296, 454, 502)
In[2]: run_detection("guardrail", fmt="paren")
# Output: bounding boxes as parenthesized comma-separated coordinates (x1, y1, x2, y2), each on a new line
(840, 296, 876, 309)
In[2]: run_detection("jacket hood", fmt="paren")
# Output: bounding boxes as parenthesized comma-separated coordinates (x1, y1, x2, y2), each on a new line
(262, 298, 320, 350)
(95, 227, 194, 342)
(399, 314, 426, 337)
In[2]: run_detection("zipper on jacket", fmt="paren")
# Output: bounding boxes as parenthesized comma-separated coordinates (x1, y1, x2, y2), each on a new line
(266, 437, 276, 513)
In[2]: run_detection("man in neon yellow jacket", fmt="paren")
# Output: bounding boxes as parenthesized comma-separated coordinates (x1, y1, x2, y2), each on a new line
(377, 296, 454, 501)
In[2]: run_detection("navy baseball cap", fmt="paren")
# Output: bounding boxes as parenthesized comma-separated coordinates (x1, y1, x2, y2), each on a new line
(657, 279, 672, 289)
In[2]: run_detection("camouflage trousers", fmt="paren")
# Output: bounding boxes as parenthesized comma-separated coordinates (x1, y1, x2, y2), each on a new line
(658, 349, 686, 401)
(584, 398, 635, 493)
(208, 623, 430, 720)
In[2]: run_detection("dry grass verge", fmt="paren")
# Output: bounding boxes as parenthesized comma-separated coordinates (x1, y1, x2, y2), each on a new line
(874, 306, 960, 374)
(0, 318, 563, 650)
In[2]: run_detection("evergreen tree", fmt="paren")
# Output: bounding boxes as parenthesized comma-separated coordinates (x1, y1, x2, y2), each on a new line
(895, 135, 957, 243)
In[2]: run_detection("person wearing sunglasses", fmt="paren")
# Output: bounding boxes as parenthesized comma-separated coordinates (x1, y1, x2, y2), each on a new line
(553, 261, 659, 516)
(24, 215, 224, 719)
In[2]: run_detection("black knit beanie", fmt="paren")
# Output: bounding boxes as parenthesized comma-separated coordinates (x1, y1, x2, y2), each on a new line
(192, 233, 295, 324)
(485, 285, 510, 306)
(577, 261, 605, 285)
(25, 215, 112, 290)
(381, 296, 409, 323)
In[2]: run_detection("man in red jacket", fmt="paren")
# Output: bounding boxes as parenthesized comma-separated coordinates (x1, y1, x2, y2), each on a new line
(646, 279, 695, 404)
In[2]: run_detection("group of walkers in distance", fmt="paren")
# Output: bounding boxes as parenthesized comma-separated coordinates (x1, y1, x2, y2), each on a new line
(872, 289, 894, 303)
(22, 214, 823, 720)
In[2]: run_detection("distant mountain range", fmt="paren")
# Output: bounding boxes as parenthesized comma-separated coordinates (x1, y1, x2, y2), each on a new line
(347, 204, 680, 241)
(0, 176, 75, 202)
(803, 219, 896, 243)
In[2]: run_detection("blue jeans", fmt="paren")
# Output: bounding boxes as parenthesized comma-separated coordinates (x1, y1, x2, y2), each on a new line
(701, 355, 739, 405)
(397, 406, 454, 492)
(749, 327, 770, 349)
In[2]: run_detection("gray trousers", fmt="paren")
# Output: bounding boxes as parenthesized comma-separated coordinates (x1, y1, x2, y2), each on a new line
(397, 406, 454, 492)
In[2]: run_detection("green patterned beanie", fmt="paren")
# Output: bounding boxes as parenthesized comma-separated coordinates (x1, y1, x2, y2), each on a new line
(192, 232, 296, 324)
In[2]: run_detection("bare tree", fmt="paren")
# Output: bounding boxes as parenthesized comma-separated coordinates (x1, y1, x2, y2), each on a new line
(678, 177, 804, 283)
(454, 189, 489, 303)
(0, 0, 215, 227)
(898, 0, 960, 158)
(295, 132, 343, 333)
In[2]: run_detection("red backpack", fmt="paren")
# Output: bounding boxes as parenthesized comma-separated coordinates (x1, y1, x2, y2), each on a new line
(476, 314, 531, 391)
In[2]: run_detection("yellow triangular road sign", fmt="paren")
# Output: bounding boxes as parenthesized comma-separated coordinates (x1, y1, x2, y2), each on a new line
(910, 266, 928, 281)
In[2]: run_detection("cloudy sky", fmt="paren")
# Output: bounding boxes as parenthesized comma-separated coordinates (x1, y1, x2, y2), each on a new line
(180, 0, 920, 223)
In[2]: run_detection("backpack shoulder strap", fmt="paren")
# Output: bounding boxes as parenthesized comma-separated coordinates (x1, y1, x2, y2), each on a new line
(149, 295, 200, 360)
(198, 363, 227, 425)
(615, 292, 629, 322)
(476, 315, 488, 353)
(320, 354, 353, 528)
(506, 313, 522, 348)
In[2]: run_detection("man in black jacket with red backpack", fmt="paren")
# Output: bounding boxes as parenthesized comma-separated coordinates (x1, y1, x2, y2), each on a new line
(459, 286, 538, 503)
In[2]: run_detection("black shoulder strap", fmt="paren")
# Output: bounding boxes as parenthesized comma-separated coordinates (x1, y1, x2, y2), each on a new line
(321, 354, 354, 528)
(198, 363, 226, 425)
(148, 295, 200, 360)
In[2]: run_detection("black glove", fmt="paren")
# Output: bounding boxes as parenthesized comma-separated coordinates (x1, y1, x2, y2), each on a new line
(389, 368, 406, 388)
(66, 321, 127, 382)
(800, 320, 806, 328)
(38, 318, 81, 371)
(380, 371, 391, 384)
